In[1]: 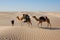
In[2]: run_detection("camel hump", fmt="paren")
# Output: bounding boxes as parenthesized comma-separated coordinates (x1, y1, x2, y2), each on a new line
(39, 16, 47, 21)
(41, 16, 47, 19)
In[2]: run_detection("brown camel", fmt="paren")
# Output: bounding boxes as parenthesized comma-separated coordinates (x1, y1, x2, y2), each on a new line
(32, 16, 51, 28)
(22, 14, 32, 25)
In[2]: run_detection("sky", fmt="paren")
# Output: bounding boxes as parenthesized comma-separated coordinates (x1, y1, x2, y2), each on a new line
(0, 0, 60, 12)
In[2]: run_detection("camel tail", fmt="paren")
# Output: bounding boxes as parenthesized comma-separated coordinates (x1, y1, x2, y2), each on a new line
(46, 17, 51, 28)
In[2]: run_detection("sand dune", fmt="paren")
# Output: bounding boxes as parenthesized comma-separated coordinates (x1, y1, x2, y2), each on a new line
(0, 26, 60, 40)
(0, 12, 60, 40)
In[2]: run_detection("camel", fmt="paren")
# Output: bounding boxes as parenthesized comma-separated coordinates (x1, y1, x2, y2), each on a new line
(32, 16, 51, 28)
(16, 14, 32, 26)
(16, 16, 23, 25)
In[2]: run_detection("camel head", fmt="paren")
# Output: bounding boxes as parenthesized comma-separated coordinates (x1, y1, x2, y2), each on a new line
(32, 16, 36, 18)
(32, 16, 39, 21)
(16, 16, 20, 20)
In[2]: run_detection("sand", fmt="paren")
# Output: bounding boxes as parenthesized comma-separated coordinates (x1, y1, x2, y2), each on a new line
(0, 12, 60, 40)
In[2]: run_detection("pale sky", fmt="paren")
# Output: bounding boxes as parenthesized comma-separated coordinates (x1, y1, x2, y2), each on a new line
(0, 0, 60, 12)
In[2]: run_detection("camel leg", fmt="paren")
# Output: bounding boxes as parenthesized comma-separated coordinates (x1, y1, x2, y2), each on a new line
(37, 22, 40, 27)
(47, 23, 51, 29)
(20, 21, 24, 26)
(37, 22, 42, 27)
(29, 21, 32, 25)
(27, 22, 29, 26)
(47, 23, 49, 27)
(47, 19, 51, 29)
(28, 21, 32, 26)
(41, 22, 42, 27)
(37, 22, 42, 28)
(29, 22, 32, 26)
(49, 23, 51, 29)
(27, 22, 32, 26)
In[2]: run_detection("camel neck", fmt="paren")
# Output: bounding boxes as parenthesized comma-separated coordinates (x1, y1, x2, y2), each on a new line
(34, 17, 39, 21)
(17, 17, 20, 20)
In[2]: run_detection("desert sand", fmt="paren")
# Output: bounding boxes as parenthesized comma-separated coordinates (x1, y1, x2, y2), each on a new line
(0, 12, 60, 40)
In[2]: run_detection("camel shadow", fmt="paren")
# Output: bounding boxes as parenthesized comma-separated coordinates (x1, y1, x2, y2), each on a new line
(39, 27, 60, 30)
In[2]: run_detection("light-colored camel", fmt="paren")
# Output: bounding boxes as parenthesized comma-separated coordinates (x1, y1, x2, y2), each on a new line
(16, 15, 32, 26)
(32, 16, 51, 28)
(16, 16, 23, 25)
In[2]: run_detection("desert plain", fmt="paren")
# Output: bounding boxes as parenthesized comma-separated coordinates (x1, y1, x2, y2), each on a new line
(0, 12, 60, 40)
